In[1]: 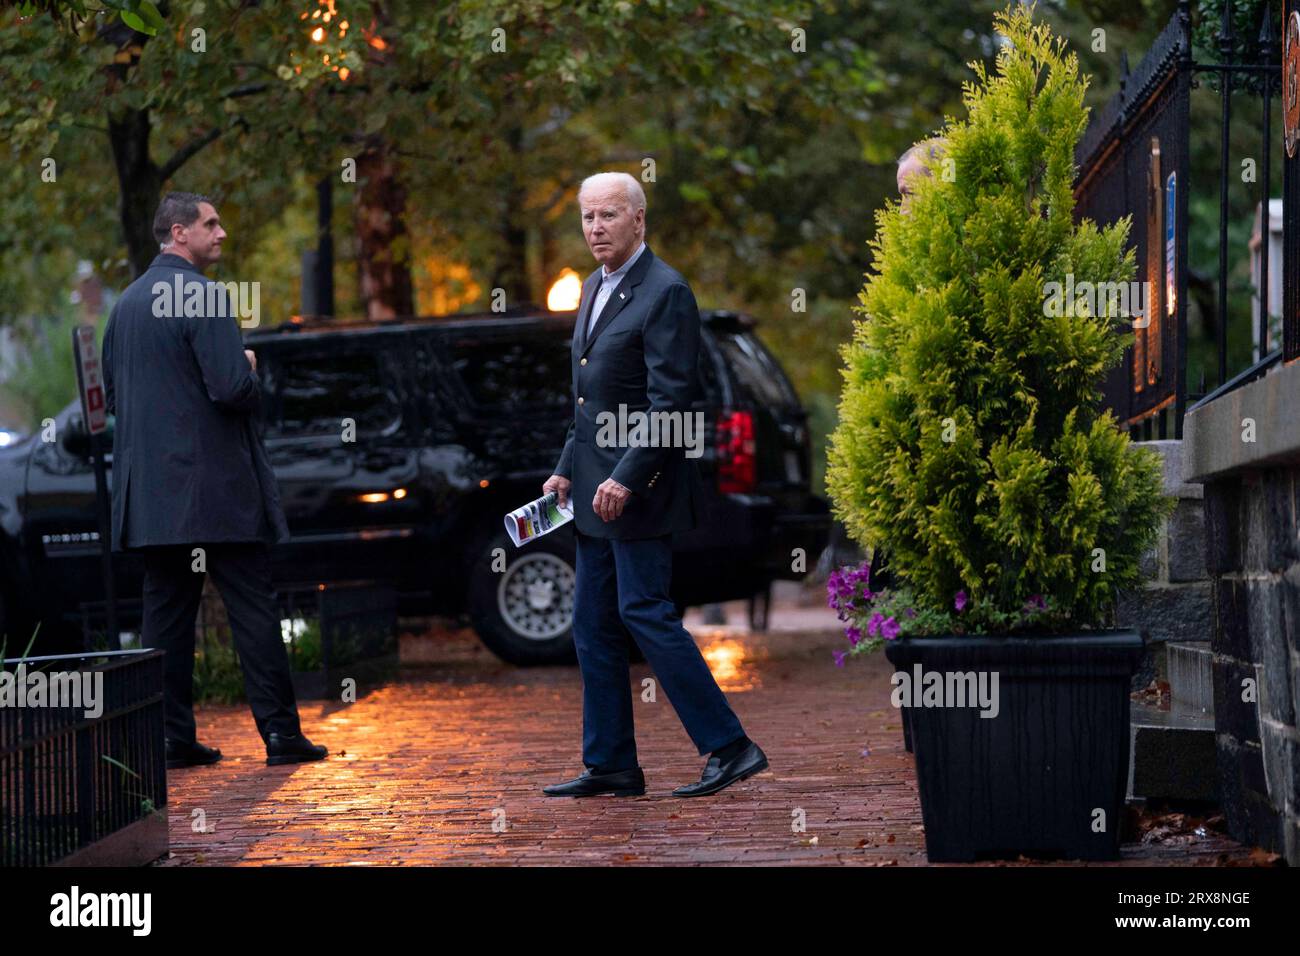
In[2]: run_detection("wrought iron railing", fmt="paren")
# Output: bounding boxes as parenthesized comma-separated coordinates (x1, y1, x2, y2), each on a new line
(0, 648, 166, 866)
(1075, 0, 1295, 438)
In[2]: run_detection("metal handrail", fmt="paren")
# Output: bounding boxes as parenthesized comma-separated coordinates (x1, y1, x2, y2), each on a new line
(1185, 348, 1283, 414)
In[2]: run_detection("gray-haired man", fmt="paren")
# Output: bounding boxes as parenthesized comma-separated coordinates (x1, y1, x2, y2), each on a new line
(540, 172, 767, 798)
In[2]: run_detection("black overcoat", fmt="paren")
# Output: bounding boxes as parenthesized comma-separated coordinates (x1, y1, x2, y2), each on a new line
(101, 253, 289, 551)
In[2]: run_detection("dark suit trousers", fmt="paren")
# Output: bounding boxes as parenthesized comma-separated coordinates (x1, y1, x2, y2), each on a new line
(141, 542, 302, 745)
(573, 530, 745, 772)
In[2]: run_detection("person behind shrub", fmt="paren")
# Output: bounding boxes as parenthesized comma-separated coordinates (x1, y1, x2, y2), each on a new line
(864, 136, 950, 592)
(896, 138, 946, 216)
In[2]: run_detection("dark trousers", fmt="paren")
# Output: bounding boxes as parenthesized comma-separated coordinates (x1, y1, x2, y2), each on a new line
(573, 530, 745, 772)
(141, 542, 301, 745)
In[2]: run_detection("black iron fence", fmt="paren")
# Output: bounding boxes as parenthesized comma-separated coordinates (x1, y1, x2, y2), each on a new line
(1075, 0, 1297, 438)
(1, 648, 167, 866)
(1075, 12, 1189, 436)
(279, 580, 398, 700)
(1283, 0, 1300, 363)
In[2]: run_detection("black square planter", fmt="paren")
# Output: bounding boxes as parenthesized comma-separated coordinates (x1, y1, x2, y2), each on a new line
(885, 630, 1143, 862)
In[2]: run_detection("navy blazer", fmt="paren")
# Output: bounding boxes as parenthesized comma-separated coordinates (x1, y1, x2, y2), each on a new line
(554, 245, 704, 539)
(101, 253, 289, 551)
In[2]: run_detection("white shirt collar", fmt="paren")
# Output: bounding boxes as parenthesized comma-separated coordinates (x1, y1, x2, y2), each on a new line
(601, 241, 646, 283)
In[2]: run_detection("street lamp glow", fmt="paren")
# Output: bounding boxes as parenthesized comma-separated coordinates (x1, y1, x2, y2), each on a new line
(547, 268, 581, 311)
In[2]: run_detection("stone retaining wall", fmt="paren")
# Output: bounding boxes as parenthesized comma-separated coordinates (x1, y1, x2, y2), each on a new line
(1185, 359, 1300, 865)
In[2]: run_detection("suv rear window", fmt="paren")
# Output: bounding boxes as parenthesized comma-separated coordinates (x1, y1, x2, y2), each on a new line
(266, 350, 402, 438)
(711, 331, 799, 409)
(449, 334, 571, 412)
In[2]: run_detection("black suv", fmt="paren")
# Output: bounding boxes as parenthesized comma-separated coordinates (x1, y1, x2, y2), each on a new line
(0, 306, 830, 664)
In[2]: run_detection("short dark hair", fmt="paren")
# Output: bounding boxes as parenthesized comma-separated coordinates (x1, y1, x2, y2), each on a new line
(152, 192, 213, 246)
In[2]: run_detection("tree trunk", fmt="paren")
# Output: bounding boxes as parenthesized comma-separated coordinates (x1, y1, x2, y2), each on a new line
(354, 140, 415, 319)
(108, 107, 162, 278)
(490, 123, 530, 308)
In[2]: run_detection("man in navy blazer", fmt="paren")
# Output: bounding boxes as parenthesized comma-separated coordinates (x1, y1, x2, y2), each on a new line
(542, 172, 768, 798)
(102, 192, 326, 770)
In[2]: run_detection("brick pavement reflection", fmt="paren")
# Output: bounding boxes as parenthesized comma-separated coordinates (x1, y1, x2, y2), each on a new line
(157, 606, 1259, 866)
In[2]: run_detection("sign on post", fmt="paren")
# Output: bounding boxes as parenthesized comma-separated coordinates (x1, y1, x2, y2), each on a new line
(71, 324, 117, 649)
(73, 324, 108, 435)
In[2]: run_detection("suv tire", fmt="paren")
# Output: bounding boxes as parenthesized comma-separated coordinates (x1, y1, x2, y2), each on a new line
(468, 527, 579, 666)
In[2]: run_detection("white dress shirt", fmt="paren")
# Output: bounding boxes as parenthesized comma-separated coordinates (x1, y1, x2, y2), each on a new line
(588, 240, 646, 337)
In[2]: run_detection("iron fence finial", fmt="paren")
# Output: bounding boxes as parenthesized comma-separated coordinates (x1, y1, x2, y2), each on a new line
(1220, 0, 1236, 49)
(1259, 1, 1277, 52)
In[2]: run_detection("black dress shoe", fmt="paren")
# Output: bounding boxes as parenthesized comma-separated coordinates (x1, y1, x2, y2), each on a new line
(672, 742, 768, 797)
(265, 732, 328, 766)
(543, 766, 646, 797)
(166, 738, 223, 769)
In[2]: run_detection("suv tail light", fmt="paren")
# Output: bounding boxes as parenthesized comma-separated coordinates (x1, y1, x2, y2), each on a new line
(716, 409, 757, 493)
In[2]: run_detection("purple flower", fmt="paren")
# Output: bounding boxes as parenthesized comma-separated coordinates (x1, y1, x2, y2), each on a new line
(867, 612, 884, 637)
(880, 616, 900, 640)
(904, 607, 916, 619)
(826, 571, 845, 608)
(954, 590, 968, 612)
(832, 650, 848, 668)
(1023, 593, 1047, 613)
(845, 626, 862, 646)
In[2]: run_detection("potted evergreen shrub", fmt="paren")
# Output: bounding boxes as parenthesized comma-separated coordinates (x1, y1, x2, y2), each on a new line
(825, 5, 1172, 862)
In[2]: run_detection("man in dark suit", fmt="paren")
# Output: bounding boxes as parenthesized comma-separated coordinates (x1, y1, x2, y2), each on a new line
(102, 191, 326, 769)
(541, 172, 767, 798)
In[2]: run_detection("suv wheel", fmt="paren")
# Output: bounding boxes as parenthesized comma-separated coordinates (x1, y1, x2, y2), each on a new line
(468, 528, 578, 666)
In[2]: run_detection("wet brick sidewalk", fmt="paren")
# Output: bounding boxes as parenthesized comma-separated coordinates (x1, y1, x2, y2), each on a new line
(157, 602, 1261, 866)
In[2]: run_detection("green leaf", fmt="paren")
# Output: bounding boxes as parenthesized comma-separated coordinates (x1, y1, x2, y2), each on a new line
(119, 10, 157, 36)
(101, 754, 142, 780)
(137, 0, 166, 33)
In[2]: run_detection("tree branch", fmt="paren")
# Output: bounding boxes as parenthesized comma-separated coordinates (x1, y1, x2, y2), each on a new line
(226, 82, 269, 99)
(158, 125, 223, 180)
(52, 120, 110, 135)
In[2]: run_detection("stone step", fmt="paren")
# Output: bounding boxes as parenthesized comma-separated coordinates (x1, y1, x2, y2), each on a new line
(1127, 700, 1217, 803)
(1167, 640, 1214, 716)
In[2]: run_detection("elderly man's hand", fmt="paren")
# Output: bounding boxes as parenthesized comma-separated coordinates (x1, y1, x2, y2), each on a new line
(593, 478, 630, 522)
(542, 474, 571, 509)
